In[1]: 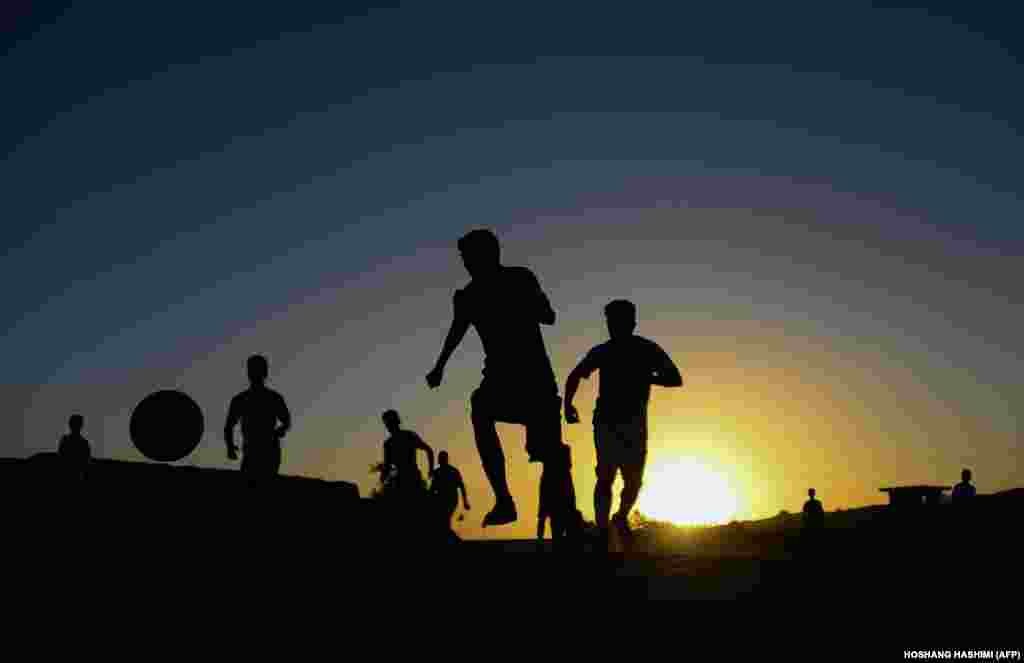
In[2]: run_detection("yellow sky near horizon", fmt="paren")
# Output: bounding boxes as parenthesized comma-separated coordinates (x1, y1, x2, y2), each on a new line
(298, 316, 1015, 541)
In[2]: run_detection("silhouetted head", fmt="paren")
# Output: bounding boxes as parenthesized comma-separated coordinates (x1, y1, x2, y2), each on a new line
(439, 451, 450, 466)
(247, 354, 269, 385)
(68, 414, 84, 433)
(604, 299, 637, 339)
(808, 488, 816, 499)
(458, 229, 500, 278)
(961, 468, 972, 483)
(382, 409, 401, 433)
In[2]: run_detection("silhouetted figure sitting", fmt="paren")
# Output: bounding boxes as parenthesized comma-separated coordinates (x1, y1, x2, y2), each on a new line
(565, 299, 683, 551)
(951, 469, 976, 504)
(426, 229, 573, 529)
(802, 488, 825, 531)
(380, 410, 435, 498)
(429, 451, 470, 533)
(58, 414, 91, 483)
(224, 354, 292, 489)
(537, 443, 581, 551)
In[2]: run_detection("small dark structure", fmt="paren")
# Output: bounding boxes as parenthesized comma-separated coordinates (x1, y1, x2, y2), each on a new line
(879, 485, 951, 507)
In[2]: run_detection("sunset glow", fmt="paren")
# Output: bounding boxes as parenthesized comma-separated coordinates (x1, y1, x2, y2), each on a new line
(636, 457, 740, 526)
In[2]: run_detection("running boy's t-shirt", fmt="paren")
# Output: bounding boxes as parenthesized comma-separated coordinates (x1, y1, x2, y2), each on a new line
(576, 335, 674, 424)
(454, 265, 556, 388)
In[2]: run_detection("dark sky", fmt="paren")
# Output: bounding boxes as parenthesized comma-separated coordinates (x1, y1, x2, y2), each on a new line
(3, 2, 1021, 537)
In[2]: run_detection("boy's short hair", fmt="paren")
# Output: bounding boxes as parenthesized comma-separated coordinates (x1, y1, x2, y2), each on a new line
(457, 229, 500, 261)
(382, 409, 400, 423)
(604, 299, 636, 319)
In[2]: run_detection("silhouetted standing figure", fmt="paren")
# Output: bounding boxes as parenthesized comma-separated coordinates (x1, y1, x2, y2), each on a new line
(565, 300, 683, 550)
(537, 443, 579, 550)
(429, 451, 470, 532)
(224, 355, 292, 488)
(802, 488, 825, 530)
(426, 229, 570, 528)
(381, 410, 436, 497)
(58, 414, 91, 483)
(951, 469, 976, 504)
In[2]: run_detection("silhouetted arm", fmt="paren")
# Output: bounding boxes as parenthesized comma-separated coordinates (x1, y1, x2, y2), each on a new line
(525, 269, 556, 325)
(650, 343, 683, 387)
(457, 471, 470, 509)
(416, 434, 436, 474)
(224, 396, 241, 459)
(564, 350, 598, 423)
(427, 291, 472, 387)
(382, 441, 395, 481)
(275, 393, 292, 438)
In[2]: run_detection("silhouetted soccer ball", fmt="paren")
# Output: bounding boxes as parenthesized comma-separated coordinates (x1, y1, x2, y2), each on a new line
(130, 390, 204, 462)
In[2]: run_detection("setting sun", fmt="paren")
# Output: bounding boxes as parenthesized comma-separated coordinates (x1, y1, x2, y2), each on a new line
(637, 457, 740, 526)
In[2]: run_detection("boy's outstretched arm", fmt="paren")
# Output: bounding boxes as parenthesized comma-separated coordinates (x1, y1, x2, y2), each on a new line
(426, 293, 471, 388)
(650, 345, 683, 387)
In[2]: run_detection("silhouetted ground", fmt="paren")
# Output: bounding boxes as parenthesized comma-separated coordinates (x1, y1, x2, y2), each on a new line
(5, 455, 1020, 603)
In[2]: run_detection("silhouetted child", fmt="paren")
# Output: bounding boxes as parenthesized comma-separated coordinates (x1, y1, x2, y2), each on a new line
(951, 469, 976, 504)
(537, 443, 579, 550)
(430, 450, 470, 531)
(224, 354, 292, 488)
(802, 488, 825, 531)
(565, 299, 683, 550)
(380, 409, 435, 497)
(426, 229, 569, 528)
(58, 414, 91, 482)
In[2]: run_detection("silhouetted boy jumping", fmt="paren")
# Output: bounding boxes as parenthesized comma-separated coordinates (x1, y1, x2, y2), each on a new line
(427, 229, 569, 527)
(224, 354, 292, 487)
(565, 299, 682, 548)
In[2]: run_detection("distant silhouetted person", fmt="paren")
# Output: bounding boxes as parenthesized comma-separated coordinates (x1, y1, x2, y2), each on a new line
(224, 354, 291, 487)
(565, 299, 682, 549)
(952, 469, 976, 504)
(803, 488, 825, 530)
(380, 410, 435, 496)
(429, 451, 469, 531)
(58, 414, 91, 482)
(427, 229, 573, 528)
(537, 443, 579, 550)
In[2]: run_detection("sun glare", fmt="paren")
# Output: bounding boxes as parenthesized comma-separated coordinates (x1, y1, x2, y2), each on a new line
(636, 457, 740, 526)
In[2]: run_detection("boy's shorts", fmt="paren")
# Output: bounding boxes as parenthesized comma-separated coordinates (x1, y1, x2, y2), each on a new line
(594, 417, 648, 475)
(471, 381, 562, 463)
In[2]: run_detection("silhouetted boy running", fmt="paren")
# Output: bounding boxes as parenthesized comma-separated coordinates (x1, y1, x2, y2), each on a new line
(427, 229, 569, 527)
(224, 354, 292, 486)
(565, 299, 682, 548)
(381, 409, 435, 495)
(58, 414, 91, 482)
(429, 451, 470, 530)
